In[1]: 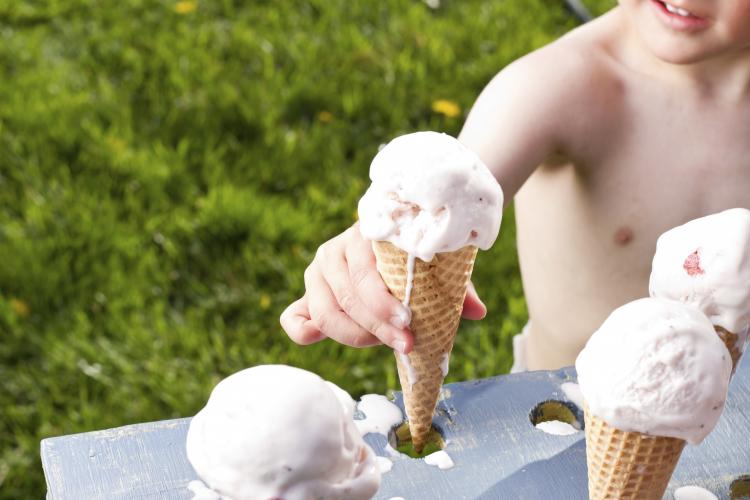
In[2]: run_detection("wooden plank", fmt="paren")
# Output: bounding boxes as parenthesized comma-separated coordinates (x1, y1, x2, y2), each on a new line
(42, 357, 750, 499)
(41, 419, 194, 500)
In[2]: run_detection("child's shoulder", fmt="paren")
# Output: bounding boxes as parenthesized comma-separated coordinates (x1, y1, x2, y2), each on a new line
(499, 10, 623, 104)
(473, 10, 626, 149)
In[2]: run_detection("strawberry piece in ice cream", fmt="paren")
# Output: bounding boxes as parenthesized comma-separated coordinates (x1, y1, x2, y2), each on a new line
(683, 249, 705, 277)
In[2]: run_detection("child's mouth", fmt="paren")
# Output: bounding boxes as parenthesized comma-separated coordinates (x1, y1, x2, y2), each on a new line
(650, 0, 709, 31)
(660, 1, 692, 17)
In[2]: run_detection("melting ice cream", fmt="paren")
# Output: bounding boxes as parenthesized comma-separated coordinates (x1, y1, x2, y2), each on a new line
(358, 131, 503, 262)
(186, 365, 380, 500)
(354, 394, 403, 437)
(650, 208, 750, 360)
(576, 297, 732, 444)
(424, 450, 455, 470)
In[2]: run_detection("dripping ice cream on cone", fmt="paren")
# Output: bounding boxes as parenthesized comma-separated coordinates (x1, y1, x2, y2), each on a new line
(576, 297, 732, 500)
(358, 132, 503, 263)
(186, 365, 380, 500)
(358, 131, 503, 452)
(650, 207, 750, 371)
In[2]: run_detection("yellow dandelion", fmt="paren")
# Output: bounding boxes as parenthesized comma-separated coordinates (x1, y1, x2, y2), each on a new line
(431, 99, 461, 118)
(259, 293, 271, 310)
(173, 1, 196, 14)
(10, 298, 30, 317)
(107, 136, 125, 152)
(317, 111, 334, 123)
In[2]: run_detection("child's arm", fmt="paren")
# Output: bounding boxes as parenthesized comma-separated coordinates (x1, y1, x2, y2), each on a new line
(460, 46, 594, 200)
(281, 43, 596, 350)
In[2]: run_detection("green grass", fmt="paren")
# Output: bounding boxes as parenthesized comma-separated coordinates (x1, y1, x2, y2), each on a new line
(0, 0, 614, 496)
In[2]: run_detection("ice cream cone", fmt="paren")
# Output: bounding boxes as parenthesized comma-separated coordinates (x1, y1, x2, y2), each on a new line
(372, 240, 477, 453)
(584, 407, 685, 500)
(714, 325, 743, 372)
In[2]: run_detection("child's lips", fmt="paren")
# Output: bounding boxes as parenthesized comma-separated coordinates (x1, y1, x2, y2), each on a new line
(650, 0, 710, 32)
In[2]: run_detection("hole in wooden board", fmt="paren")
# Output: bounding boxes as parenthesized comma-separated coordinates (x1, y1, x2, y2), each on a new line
(529, 399, 583, 435)
(730, 475, 750, 499)
(388, 422, 445, 458)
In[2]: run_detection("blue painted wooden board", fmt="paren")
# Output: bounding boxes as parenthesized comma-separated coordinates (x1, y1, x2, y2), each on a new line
(41, 358, 750, 499)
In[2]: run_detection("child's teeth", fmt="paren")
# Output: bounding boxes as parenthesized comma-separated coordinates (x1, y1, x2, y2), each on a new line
(664, 3, 691, 16)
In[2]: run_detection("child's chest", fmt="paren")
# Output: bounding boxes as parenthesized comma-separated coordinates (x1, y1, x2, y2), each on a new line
(584, 93, 750, 215)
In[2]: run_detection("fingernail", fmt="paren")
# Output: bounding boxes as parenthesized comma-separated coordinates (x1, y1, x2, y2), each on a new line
(390, 306, 411, 329)
(392, 339, 407, 354)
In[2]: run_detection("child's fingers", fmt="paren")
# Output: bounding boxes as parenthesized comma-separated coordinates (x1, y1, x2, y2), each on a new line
(280, 295, 326, 345)
(344, 228, 414, 353)
(314, 236, 412, 354)
(461, 281, 487, 320)
(344, 226, 413, 327)
(303, 263, 383, 348)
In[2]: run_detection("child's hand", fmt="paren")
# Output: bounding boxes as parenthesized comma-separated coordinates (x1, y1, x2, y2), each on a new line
(281, 223, 414, 353)
(280, 223, 487, 353)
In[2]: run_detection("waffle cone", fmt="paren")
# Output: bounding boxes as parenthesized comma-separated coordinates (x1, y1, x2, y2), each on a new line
(714, 325, 742, 373)
(371, 240, 477, 453)
(584, 408, 685, 500)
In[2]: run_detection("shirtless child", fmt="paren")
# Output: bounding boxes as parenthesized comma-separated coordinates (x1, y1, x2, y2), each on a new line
(280, 1, 750, 371)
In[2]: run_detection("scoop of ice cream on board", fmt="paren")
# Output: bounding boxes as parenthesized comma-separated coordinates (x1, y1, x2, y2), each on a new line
(650, 207, 750, 370)
(576, 297, 732, 500)
(358, 131, 503, 452)
(186, 365, 381, 500)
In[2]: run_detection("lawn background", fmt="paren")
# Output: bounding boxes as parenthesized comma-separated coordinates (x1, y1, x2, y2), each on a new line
(0, 0, 614, 496)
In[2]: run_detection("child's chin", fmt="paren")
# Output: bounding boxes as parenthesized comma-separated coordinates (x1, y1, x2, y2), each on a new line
(642, 33, 719, 65)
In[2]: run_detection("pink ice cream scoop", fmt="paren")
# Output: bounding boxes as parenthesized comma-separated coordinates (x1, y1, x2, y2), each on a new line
(576, 297, 732, 444)
(357, 131, 503, 262)
(650, 208, 750, 366)
(186, 365, 380, 500)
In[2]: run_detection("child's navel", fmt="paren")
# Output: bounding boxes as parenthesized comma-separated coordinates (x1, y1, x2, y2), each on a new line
(614, 226, 634, 246)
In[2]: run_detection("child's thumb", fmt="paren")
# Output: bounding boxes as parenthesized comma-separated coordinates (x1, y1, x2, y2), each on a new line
(462, 281, 487, 320)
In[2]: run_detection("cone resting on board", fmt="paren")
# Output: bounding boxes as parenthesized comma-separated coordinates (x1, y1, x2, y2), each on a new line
(584, 407, 685, 500)
(372, 240, 476, 452)
(576, 298, 732, 500)
(357, 131, 503, 452)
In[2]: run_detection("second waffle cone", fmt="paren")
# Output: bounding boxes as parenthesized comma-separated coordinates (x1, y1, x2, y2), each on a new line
(584, 407, 685, 500)
(714, 325, 743, 372)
